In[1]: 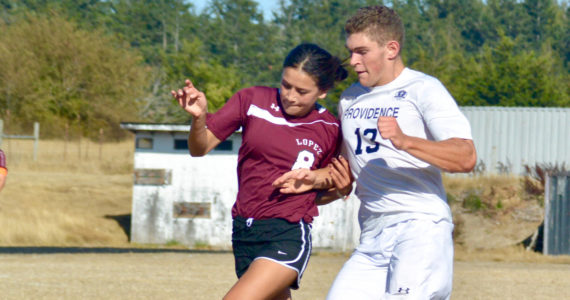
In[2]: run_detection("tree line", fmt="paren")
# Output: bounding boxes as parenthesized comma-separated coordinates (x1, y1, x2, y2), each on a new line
(0, 0, 568, 139)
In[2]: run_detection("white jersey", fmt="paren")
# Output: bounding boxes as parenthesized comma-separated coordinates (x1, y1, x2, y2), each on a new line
(339, 68, 473, 224)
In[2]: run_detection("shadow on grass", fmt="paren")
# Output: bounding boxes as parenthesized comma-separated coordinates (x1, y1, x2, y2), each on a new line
(104, 214, 132, 241)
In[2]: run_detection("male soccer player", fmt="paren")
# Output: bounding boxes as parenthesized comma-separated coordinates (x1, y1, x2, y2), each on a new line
(274, 5, 477, 299)
(326, 6, 477, 299)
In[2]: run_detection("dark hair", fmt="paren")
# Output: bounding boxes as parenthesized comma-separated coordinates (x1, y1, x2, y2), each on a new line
(345, 6, 404, 50)
(282, 43, 348, 91)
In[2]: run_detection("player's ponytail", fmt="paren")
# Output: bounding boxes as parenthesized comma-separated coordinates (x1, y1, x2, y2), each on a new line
(332, 56, 349, 83)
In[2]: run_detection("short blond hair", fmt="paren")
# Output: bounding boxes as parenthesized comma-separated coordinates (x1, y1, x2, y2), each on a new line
(345, 6, 404, 49)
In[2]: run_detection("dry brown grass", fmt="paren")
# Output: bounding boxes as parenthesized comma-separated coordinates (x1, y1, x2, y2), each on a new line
(0, 138, 135, 247)
(2, 137, 134, 174)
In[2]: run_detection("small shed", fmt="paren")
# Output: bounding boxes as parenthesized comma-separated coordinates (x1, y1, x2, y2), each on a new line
(121, 122, 359, 250)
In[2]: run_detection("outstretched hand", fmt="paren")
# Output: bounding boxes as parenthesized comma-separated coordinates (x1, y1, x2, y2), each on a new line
(272, 168, 317, 194)
(170, 79, 207, 118)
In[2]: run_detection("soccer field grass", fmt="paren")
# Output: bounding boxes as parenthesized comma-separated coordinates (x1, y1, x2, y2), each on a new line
(0, 250, 569, 299)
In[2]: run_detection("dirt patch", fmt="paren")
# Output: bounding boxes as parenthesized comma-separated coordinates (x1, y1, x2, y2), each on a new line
(445, 174, 546, 251)
(453, 201, 544, 250)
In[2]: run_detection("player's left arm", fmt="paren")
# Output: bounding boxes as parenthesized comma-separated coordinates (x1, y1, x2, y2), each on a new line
(0, 150, 6, 192)
(272, 156, 353, 199)
(378, 116, 477, 173)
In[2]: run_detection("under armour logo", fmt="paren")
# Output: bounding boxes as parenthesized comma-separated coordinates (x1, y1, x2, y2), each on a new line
(270, 103, 280, 112)
(397, 287, 410, 295)
(395, 90, 407, 99)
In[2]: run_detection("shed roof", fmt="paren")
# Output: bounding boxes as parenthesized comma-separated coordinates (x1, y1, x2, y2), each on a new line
(120, 122, 190, 133)
(120, 122, 242, 133)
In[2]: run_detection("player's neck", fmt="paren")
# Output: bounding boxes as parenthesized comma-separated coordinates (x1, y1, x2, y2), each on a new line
(374, 59, 405, 87)
(388, 59, 405, 83)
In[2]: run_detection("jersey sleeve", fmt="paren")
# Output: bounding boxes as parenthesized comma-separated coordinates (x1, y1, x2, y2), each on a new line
(205, 89, 247, 141)
(418, 80, 473, 141)
(319, 118, 342, 169)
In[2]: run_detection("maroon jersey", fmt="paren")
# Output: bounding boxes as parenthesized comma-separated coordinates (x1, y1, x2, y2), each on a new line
(206, 86, 341, 223)
(0, 149, 6, 170)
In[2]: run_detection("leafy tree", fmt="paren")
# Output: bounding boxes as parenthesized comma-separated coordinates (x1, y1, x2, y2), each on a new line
(200, 0, 281, 87)
(411, 0, 487, 53)
(483, 0, 567, 61)
(101, 0, 204, 123)
(1, 0, 568, 134)
(521, 0, 560, 46)
(274, 0, 367, 53)
(106, 0, 196, 64)
(486, 0, 530, 42)
(398, 1, 568, 108)
(150, 39, 242, 122)
(0, 15, 149, 139)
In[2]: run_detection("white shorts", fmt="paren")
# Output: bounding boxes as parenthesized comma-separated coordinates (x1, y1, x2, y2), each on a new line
(326, 218, 454, 300)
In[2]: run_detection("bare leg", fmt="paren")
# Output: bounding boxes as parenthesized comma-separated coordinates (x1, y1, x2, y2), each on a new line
(223, 258, 297, 300)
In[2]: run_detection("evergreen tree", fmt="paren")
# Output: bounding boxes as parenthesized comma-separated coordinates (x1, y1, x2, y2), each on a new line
(461, 34, 568, 107)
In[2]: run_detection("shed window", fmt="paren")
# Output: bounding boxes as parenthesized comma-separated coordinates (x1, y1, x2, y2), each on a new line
(215, 140, 233, 151)
(174, 139, 188, 150)
(136, 137, 153, 149)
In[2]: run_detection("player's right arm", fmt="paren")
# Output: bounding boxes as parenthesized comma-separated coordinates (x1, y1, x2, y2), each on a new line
(171, 79, 221, 156)
(378, 116, 476, 173)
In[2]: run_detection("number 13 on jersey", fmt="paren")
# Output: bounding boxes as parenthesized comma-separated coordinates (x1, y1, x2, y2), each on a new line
(354, 128, 380, 155)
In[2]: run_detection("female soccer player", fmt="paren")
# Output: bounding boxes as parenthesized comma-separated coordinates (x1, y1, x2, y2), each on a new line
(172, 43, 351, 300)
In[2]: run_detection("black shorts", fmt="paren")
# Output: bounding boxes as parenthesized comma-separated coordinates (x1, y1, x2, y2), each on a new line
(232, 216, 312, 289)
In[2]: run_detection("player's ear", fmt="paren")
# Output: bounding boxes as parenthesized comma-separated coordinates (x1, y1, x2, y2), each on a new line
(317, 91, 328, 99)
(386, 40, 400, 60)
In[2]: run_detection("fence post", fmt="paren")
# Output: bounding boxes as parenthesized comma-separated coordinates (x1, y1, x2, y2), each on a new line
(64, 122, 69, 159)
(33, 122, 39, 161)
(99, 128, 104, 161)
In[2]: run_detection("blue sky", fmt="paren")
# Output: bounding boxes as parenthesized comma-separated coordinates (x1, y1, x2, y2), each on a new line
(192, 0, 280, 20)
